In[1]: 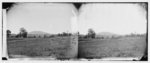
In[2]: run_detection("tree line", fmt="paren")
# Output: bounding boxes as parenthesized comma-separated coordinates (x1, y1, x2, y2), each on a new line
(7, 28, 96, 38)
(7, 27, 28, 38)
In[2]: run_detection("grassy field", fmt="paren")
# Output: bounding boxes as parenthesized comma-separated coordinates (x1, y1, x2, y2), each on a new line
(7, 35, 146, 59)
(7, 36, 76, 59)
(78, 36, 146, 59)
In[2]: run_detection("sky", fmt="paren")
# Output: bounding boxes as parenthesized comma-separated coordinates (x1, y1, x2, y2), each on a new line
(6, 3, 147, 35)
(78, 3, 147, 35)
(7, 3, 76, 34)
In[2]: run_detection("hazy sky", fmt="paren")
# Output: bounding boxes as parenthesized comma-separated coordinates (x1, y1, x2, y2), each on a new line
(78, 3, 147, 35)
(7, 3, 76, 34)
(7, 3, 146, 35)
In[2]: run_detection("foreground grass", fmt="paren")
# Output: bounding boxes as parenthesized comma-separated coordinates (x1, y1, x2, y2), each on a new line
(78, 36, 146, 59)
(7, 36, 146, 59)
(7, 36, 74, 58)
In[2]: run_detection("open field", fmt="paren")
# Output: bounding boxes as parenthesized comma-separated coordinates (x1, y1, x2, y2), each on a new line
(7, 35, 146, 59)
(7, 36, 77, 59)
(78, 36, 146, 59)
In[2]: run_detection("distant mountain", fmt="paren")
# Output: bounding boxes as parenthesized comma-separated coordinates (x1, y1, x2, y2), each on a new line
(96, 32, 120, 38)
(29, 31, 50, 35)
(28, 31, 51, 37)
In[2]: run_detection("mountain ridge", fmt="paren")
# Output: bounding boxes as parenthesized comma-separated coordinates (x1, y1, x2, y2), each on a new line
(28, 31, 51, 35)
(96, 32, 120, 37)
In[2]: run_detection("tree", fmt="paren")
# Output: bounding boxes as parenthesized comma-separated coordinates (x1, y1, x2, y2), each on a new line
(38, 36, 41, 38)
(7, 30, 11, 38)
(20, 27, 28, 38)
(33, 36, 36, 38)
(44, 35, 47, 38)
(62, 32, 67, 36)
(87, 28, 96, 38)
